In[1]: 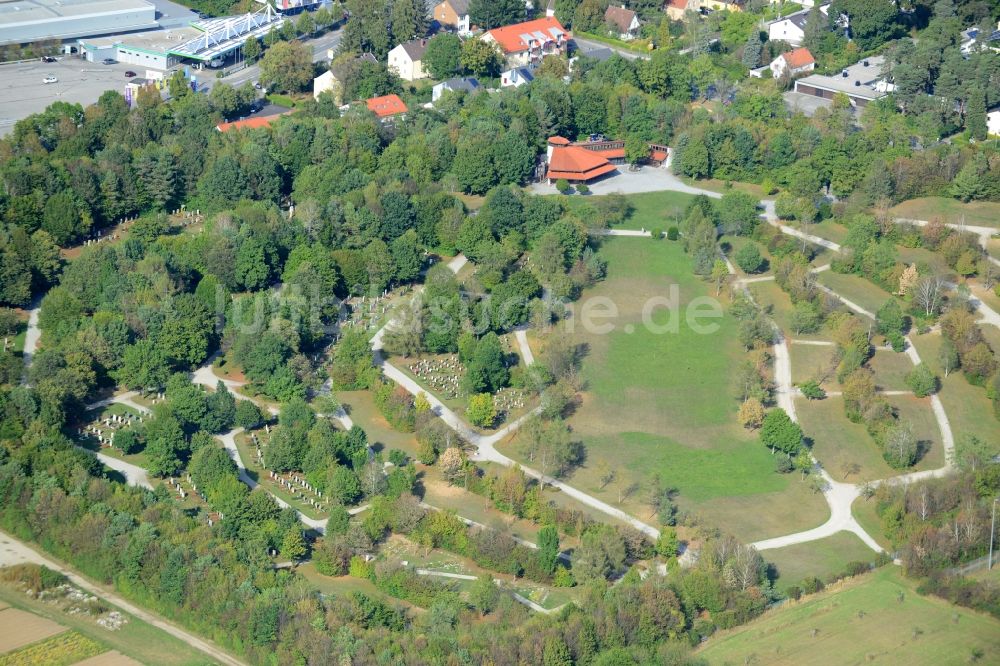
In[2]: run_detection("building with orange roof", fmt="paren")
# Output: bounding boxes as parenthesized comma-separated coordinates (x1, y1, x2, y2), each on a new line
(365, 94, 408, 120)
(545, 137, 618, 184)
(216, 113, 289, 132)
(770, 47, 815, 79)
(481, 16, 570, 69)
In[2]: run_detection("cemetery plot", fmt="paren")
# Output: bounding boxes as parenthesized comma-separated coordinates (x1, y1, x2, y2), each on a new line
(76, 405, 145, 458)
(406, 354, 465, 400)
(234, 428, 332, 520)
(163, 473, 210, 513)
(341, 289, 406, 333)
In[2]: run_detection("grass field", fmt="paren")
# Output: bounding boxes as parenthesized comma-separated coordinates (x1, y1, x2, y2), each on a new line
(851, 496, 892, 551)
(0, 585, 210, 666)
(890, 196, 1000, 228)
(336, 390, 421, 459)
(562, 190, 697, 231)
(816, 271, 892, 318)
(497, 236, 829, 542)
(868, 348, 916, 391)
(908, 332, 999, 447)
(696, 567, 1000, 665)
(788, 343, 837, 387)
(748, 281, 828, 342)
(796, 394, 942, 483)
(764, 532, 880, 588)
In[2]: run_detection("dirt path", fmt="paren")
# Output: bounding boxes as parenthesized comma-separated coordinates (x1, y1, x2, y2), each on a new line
(0, 531, 245, 666)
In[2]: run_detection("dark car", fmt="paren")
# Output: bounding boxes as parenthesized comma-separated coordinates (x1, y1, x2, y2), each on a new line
(101, 58, 116, 65)
(124, 70, 136, 78)
(41, 56, 57, 63)
(249, 100, 264, 114)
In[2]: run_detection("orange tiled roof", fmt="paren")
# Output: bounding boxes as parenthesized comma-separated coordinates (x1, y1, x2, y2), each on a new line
(366, 94, 408, 118)
(665, 0, 688, 9)
(216, 114, 285, 132)
(547, 136, 571, 145)
(782, 47, 815, 69)
(547, 144, 617, 181)
(485, 17, 569, 54)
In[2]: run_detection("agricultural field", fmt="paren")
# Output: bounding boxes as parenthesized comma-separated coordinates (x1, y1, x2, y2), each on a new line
(889, 196, 1000, 228)
(499, 236, 829, 543)
(0, 581, 207, 666)
(697, 567, 1000, 665)
(763, 532, 880, 588)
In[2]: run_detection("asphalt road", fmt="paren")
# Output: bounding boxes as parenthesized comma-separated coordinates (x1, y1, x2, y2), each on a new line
(214, 28, 343, 90)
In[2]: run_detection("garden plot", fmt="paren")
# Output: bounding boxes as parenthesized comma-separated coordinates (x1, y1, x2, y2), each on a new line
(0, 607, 65, 653)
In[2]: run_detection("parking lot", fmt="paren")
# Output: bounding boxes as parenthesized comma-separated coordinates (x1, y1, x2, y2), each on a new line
(0, 57, 143, 135)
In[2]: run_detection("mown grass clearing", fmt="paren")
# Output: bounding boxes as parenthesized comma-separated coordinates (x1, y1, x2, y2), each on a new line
(789, 343, 837, 387)
(909, 332, 1000, 449)
(497, 236, 828, 542)
(868, 348, 916, 391)
(890, 196, 1000, 228)
(815, 271, 892, 317)
(851, 496, 893, 551)
(764, 532, 879, 589)
(796, 394, 941, 483)
(562, 190, 697, 231)
(696, 567, 1000, 665)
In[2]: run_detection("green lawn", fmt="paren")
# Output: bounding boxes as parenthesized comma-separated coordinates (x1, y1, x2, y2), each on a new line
(869, 348, 915, 392)
(890, 196, 1000, 228)
(764, 532, 880, 588)
(562, 190, 698, 231)
(498, 236, 829, 542)
(908, 332, 999, 447)
(816, 271, 892, 318)
(806, 220, 849, 247)
(797, 394, 942, 483)
(336, 390, 421, 459)
(851, 495, 893, 551)
(748, 281, 827, 342)
(0, 584, 213, 666)
(697, 567, 1000, 665)
(789, 343, 837, 387)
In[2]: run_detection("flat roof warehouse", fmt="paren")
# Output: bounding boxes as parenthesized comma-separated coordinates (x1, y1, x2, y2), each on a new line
(0, 0, 157, 45)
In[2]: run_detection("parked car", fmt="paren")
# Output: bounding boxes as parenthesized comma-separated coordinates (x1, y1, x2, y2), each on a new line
(249, 100, 264, 114)
(40, 56, 57, 63)
(42, 75, 57, 84)
(124, 70, 136, 78)
(101, 58, 116, 65)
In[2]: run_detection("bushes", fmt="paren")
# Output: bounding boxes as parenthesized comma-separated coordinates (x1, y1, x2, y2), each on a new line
(905, 363, 938, 397)
(666, 226, 679, 241)
(734, 242, 765, 273)
(374, 381, 416, 432)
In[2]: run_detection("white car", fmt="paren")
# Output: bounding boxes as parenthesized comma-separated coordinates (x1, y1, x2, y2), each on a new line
(42, 75, 58, 84)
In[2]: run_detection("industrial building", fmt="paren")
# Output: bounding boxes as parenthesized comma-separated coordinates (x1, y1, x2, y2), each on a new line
(78, 5, 285, 69)
(0, 0, 157, 46)
(793, 56, 891, 109)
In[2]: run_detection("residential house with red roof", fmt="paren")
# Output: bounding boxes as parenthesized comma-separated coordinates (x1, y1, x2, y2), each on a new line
(216, 113, 289, 132)
(770, 47, 815, 79)
(481, 16, 570, 69)
(365, 94, 408, 120)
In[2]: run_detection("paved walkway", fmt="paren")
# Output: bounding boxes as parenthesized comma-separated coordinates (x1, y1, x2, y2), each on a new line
(514, 327, 535, 366)
(370, 255, 662, 539)
(20, 301, 40, 375)
(0, 531, 245, 666)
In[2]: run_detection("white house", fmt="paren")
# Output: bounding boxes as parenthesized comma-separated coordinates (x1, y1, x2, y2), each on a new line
(770, 47, 815, 78)
(988, 109, 1000, 138)
(387, 38, 429, 81)
(500, 67, 534, 88)
(432, 77, 481, 101)
(604, 5, 641, 41)
(768, 12, 809, 45)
